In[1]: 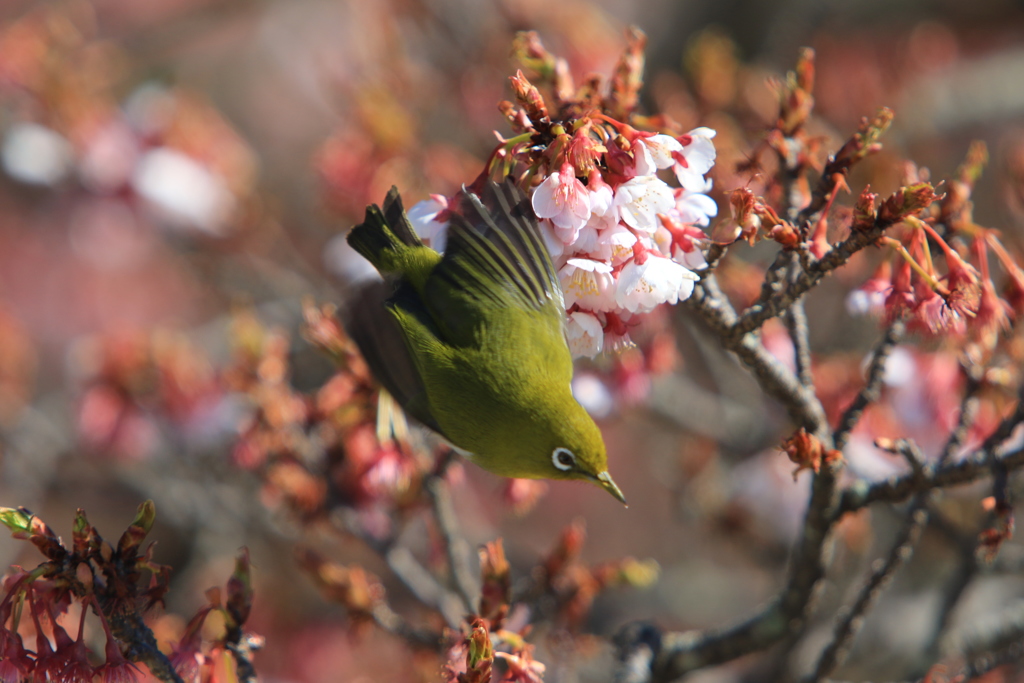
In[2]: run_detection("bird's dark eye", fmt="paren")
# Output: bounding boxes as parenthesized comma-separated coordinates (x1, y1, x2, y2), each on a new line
(552, 447, 576, 471)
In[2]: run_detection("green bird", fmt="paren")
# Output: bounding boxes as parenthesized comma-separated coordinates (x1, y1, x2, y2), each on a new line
(344, 178, 625, 504)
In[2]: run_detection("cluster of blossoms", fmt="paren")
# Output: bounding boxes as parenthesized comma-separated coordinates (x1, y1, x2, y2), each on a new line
(845, 148, 1024, 357)
(405, 34, 718, 357)
(0, 504, 259, 683)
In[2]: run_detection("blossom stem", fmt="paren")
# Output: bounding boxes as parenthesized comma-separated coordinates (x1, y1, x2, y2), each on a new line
(986, 232, 1024, 280)
(501, 132, 534, 149)
(880, 236, 944, 291)
(592, 112, 628, 132)
(908, 217, 938, 276)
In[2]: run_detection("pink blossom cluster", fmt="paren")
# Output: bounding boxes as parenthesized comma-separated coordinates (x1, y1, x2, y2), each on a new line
(407, 127, 718, 357)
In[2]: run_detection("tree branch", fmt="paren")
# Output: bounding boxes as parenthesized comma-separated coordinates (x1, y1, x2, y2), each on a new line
(330, 509, 466, 629)
(806, 503, 929, 682)
(687, 278, 829, 440)
(785, 298, 813, 388)
(835, 444, 1024, 519)
(734, 217, 899, 336)
(425, 472, 480, 615)
(833, 320, 905, 450)
(836, 391, 1024, 517)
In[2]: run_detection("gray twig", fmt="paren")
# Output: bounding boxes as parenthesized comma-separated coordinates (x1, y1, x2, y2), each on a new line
(833, 320, 905, 450)
(836, 392, 1024, 518)
(734, 215, 902, 336)
(806, 505, 929, 682)
(425, 471, 480, 615)
(687, 279, 829, 440)
(330, 509, 466, 629)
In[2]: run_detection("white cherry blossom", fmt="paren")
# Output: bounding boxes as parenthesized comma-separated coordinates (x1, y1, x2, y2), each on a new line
(595, 224, 638, 265)
(615, 176, 675, 233)
(566, 310, 604, 358)
(538, 219, 567, 266)
(673, 127, 717, 192)
(559, 258, 616, 311)
(587, 175, 615, 216)
(675, 247, 707, 271)
(616, 251, 699, 313)
(571, 224, 601, 255)
(639, 134, 684, 170)
(630, 139, 657, 176)
(675, 186, 718, 227)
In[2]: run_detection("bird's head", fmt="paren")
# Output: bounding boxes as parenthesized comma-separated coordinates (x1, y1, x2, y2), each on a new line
(535, 403, 626, 505)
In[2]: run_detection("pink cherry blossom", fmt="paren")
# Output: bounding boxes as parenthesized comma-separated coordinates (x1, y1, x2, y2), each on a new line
(531, 162, 592, 238)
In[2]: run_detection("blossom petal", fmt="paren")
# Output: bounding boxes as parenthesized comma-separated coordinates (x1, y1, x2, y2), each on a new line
(566, 310, 604, 358)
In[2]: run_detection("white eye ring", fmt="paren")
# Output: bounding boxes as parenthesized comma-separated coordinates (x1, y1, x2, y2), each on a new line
(552, 447, 576, 471)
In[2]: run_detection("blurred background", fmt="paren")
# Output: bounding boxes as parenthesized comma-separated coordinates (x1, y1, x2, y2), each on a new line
(2, 0, 1024, 681)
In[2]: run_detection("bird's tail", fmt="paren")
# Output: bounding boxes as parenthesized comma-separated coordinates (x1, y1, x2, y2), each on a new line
(347, 187, 433, 276)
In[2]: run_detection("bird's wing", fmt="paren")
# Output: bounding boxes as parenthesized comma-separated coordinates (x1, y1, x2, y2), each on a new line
(343, 277, 447, 436)
(424, 179, 567, 347)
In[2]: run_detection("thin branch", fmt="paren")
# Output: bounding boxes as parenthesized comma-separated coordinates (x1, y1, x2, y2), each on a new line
(733, 333, 830, 439)
(751, 250, 799, 312)
(936, 370, 983, 465)
(734, 215, 901, 336)
(836, 393, 1024, 517)
(224, 635, 261, 683)
(687, 280, 829, 440)
(330, 509, 466, 629)
(425, 472, 480, 615)
(702, 242, 731, 273)
(106, 607, 185, 683)
(835, 445, 1024, 518)
(688, 274, 739, 331)
(923, 543, 977, 664)
(833, 320, 905, 450)
(806, 504, 929, 682)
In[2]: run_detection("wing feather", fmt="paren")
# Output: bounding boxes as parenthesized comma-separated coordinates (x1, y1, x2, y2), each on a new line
(438, 179, 562, 313)
(342, 278, 446, 435)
